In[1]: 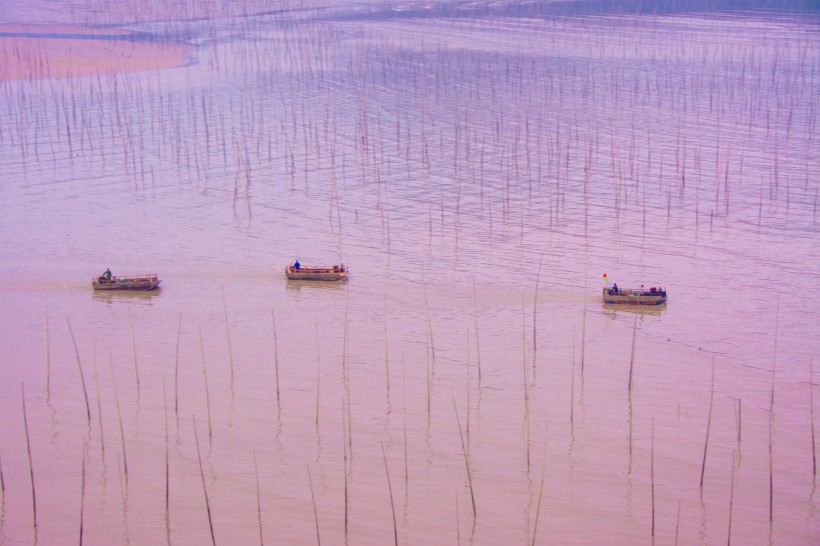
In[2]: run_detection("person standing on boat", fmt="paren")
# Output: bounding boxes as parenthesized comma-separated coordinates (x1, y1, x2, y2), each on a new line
(104, 268, 112, 281)
(613, 283, 619, 295)
(294, 260, 301, 270)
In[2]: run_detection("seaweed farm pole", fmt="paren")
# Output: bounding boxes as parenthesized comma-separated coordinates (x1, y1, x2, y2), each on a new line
(342, 402, 349, 541)
(532, 254, 543, 360)
(45, 308, 51, 402)
(174, 315, 182, 424)
(315, 317, 321, 429)
(472, 278, 482, 385)
(651, 418, 656, 542)
(570, 328, 576, 430)
(21, 384, 37, 530)
(255, 456, 264, 546)
(453, 398, 476, 519)
(193, 418, 216, 546)
(128, 305, 141, 399)
(307, 464, 321, 546)
(381, 443, 399, 546)
(164, 381, 171, 544)
(0, 447, 5, 495)
(67, 318, 92, 425)
(768, 299, 780, 525)
(272, 310, 281, 413)
(79, 435, 87, 546)
(199, 325, 214, 446)
(811, 359, 816, 477)
(383, 299, 391, 398)
(580, 305, 587, 374)
(700, 356, 716, 490)
(628, 316, 638, 393)
(93, 348, 106, 466)
(728, 451, 737, 546)
(531, 436, 548, 546)
(109, 349, 128, 482)
(221, 283, 235, 393)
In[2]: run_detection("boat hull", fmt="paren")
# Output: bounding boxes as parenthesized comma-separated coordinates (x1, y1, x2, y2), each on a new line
(602, 287, 666, 305)
(92, 275, 162, 291)
(285, 265, 348, 281)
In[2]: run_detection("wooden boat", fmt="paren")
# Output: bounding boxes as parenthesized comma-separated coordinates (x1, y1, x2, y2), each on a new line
(603, 286, 667, 306)
(92, 274, 162, 291)
(285, 263, 349, 281)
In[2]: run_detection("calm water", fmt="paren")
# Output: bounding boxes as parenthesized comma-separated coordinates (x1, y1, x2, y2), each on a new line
(1, 1, 818, 544)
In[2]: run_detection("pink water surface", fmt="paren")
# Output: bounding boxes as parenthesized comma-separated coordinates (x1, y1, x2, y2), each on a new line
(0, 1, 817, 545)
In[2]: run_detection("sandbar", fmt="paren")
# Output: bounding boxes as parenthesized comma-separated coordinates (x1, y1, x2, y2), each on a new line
(0, 24, 189, 81)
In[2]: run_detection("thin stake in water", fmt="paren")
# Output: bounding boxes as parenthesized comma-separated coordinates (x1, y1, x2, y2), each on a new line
(307, 464, 321, 546)
(381, 443, 399, 546)
(45, 308, 51, 402)
(67, 318, 92, 424)
(127, 305, 141, 399)
(453, 398, 476, 519)
(109, 349, 128, 482)
(193, 418, 216, 546)
(700, 357, 716, 490)
(221, 283, 235, 393)
(272, 310, 281, 412)
(21, 384, 37, 529)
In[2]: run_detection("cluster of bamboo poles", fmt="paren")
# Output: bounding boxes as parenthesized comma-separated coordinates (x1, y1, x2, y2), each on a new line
(2, 283, 813, 545)
(0, 7, 815, 246)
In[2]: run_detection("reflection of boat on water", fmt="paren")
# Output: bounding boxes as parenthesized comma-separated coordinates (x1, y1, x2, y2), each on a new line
(285, 278, 349, 292)
(285, 264, 348, 281)
(92, 274, 162, 291)
(603, 286, 667, 305)
(92, 287, 162, 304)
(602, 301, 666, 317)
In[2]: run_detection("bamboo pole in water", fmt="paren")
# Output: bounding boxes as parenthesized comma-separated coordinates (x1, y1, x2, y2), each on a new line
(628, 316, 638, 393)
(91, 334, 106, 467)
(221, 283, 235, 392)
(67, 318, 92, 424)
(255, 456, 264, 546)
(675, 500, 681, 546)
(0, 447, 5, 495)
(383, 299, 391, 398)
(453, 398, 476, 519)
(79, 434, 87, 546)
(45, 308, 51, 402)
(342, 398, 349, 541)
(199, 325, 214, 446)
(164, 381, 171, 545)
(700, 356, 716, 490)
(174, 315, 182, 424)
(728, 450, 737, 546)
(109, 349, 128, 482)
(531, 437, 548, 546)
(307, 464, 321, 546)
(128, 305, 141, 399)
(651, 418, 656, 540)
(381, 443, 399, 546)
(472, 279, 482, 385)
(532, 255, 542, 359)
(272, 310, 281, 413)
(193, 418, 216, 546)
(315, 317, 321, 429)
(21, 384, 37, 529)
(811, 359, 816, 477)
